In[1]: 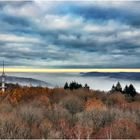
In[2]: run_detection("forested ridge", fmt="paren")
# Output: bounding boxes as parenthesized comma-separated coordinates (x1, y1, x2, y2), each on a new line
(0, 82, 139, 139)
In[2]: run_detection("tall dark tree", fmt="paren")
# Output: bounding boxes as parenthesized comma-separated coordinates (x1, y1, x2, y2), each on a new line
(128, 84, 137, 97)
(123, 84, 137, 97)
(64, 82, 69, 89)
(110, 84, 116, 93)
(115, 82, 122, 92)
(123, 85, 129, 94)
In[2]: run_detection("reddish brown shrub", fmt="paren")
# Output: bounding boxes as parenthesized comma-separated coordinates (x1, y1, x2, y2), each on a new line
(60, 95, 84, 115)
(57, 119, 93, 139)
(85, 99, 106, 111)
(106, 92, 126, 107)
(31, 95, 50, 108)
(95, 118, 140, 139)
(39, 118, 52, 139)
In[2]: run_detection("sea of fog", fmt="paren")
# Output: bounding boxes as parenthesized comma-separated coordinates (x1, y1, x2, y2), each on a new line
(7, 72, 140, 92)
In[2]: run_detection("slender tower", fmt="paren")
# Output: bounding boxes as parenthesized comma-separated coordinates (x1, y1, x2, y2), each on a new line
(1, 61, 6, 92)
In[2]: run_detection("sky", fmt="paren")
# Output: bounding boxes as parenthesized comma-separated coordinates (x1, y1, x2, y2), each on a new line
(0, 0, 140, 69)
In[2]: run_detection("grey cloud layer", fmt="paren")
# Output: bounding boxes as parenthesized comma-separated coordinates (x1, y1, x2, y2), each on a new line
(0, 1, 140, 68)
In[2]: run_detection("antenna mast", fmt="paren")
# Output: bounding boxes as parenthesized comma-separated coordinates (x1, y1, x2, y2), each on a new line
(1, 60, 6, 92)
(3, 60, 4, 75)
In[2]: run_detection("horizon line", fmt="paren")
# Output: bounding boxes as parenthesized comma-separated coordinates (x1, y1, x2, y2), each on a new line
(0, 68, 140, 73)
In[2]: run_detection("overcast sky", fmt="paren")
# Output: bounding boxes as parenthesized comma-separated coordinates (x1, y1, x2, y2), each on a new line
(0, 0, 140, 68)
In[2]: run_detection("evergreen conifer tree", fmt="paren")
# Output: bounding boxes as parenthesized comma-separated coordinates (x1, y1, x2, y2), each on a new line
(115, 82, 122, 92)
(64, 82, 69, 89)
(128, 84, 137, 97)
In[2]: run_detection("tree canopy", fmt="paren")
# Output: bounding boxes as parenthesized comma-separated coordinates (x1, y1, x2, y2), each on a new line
(111, 82, 137, 97)
(64, 81, 89, 90)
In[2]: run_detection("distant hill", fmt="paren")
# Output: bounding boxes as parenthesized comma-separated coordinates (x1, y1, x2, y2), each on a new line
(0, 75, 51, 87)
(81, 72, 140, 81)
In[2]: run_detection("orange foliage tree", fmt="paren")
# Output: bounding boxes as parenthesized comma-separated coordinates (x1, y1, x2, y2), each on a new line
(85, 99, 106, 111)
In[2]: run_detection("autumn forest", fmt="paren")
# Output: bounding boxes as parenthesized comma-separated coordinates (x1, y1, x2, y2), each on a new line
(0, 82, 139, 139)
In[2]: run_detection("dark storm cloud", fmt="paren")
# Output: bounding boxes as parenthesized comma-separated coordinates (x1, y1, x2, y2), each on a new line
(1, 14, 30, 27)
